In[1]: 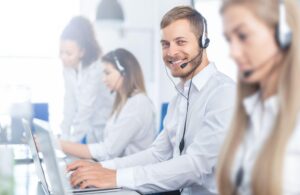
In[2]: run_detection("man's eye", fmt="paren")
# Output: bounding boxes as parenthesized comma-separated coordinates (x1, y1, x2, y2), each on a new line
(161, 42, 169, 49)
(224, 35, 231, 43)
(238, 33, 248, 42)
(177, 40, 186, 45)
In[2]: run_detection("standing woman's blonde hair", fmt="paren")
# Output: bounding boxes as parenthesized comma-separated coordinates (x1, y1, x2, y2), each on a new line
(101, 48, 146, 117)
(217, 0, 300, 195)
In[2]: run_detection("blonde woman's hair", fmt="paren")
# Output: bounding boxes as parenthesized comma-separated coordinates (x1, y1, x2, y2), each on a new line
(217, 0, 300, 195)
(102, 48, 146, 118)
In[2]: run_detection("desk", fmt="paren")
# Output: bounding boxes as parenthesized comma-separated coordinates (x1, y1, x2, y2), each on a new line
(11, 144, 140, 195)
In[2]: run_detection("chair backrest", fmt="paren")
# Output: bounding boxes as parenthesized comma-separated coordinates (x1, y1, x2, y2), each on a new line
(0, 103, 49, 144)
(159, 102, 169, 132)
(32, 103, 49, 121)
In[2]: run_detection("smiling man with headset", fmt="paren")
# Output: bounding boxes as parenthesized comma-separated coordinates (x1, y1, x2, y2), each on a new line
(66, 6, 236, 195)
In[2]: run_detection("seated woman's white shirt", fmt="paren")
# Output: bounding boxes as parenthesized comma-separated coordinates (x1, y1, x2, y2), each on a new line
(88, 93, 156, 161)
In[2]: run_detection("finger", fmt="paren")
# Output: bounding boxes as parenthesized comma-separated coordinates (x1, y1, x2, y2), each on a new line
(77, 163, 102, 173)
(71, 164, 103, 178)
(67, 160, 90, 171)
(70, 172, 98, 187)
(70, 169, 92, 186)
(73, 168, 101, 180)
(67, 160, 81, 171)
(70, 166, 94, 178)
(69, 163, 107, 187)
(80, 180, 93, 189)
(81, 179, 115, 189)
(70, 173, 83, 187)
(80, 179, 100, 189)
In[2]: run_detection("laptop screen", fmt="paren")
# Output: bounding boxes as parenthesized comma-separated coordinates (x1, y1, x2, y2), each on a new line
(27, 118, 122, 195)
(22, 119, 50, 194)
(32, 118, 69, 195)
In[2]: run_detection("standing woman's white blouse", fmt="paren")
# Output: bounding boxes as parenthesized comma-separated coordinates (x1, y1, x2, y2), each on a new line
(231, 92, 300, 195)
(61, 61, 113, 143)
(88, 93, 157, 161)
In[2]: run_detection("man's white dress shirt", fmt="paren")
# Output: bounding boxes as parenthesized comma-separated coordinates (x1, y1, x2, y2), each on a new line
(102, 63, 236, 195)
(88, 93, 157, 161)
(231, 92, 300, 195)
(61, 61, 113, 142)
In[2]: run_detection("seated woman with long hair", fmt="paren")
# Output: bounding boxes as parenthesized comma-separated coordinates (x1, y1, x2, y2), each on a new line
(60, 48, 157, 161)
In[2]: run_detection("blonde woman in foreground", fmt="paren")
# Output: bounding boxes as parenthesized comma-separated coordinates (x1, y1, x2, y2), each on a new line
(217, 0, 300, 195)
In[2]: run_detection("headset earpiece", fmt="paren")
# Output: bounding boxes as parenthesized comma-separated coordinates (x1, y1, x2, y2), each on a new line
(199, 18, 210, 49)
(200, 35, 210, 49)
(113, 51, 125, 75)
(275, 0, 292, 50)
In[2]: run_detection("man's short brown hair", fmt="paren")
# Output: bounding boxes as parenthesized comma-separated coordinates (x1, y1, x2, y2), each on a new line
(160, 6, 206, 39)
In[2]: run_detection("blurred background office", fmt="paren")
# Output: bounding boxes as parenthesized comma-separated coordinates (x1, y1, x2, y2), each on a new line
(0, 0, 299, 138)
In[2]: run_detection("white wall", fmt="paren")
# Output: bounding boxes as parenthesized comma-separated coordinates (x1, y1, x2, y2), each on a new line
(79, 0, 191, 125)
(195, 0, 237, 81)
(0, 0, 298, 135)
(0, 0, 80, 133)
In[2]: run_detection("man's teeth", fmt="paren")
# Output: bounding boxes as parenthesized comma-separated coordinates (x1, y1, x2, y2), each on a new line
(171, 60, 183, 65)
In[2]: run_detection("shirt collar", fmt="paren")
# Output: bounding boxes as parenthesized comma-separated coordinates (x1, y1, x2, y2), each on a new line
(64, 62, 83, 73)
(243, 91, 279, 116)
(177, 62, 217, 92)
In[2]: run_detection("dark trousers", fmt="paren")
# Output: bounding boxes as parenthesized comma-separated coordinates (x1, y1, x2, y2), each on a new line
(155, 190, 181, 195)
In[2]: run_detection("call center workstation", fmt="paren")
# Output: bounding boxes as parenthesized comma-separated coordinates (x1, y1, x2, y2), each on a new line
(1, 0, 300, 195)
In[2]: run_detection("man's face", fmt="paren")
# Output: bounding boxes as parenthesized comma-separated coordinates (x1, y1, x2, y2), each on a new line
(161, 19, 201, 79)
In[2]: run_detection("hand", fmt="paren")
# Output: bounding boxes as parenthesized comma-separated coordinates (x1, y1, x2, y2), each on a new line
(67, 160, 117, 189)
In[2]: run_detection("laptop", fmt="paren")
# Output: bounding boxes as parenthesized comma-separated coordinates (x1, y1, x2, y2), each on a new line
(23, 118, 122, 195)
(22, 119, 52, 194)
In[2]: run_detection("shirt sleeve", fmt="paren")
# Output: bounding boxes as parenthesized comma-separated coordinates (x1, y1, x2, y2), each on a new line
(71, 64, 103, 142)
(88, 116, 141, 161)
(115, 84, 235, 193)
(88, 95, 154, 161)
(101, 97, 177, 170)
(101, 129, 174, 169)
(60, 69, 76, 140)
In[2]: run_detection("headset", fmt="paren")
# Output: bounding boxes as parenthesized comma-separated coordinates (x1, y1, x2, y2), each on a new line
(113, 51, 125, 75)
(242, 0, 292, 79)
(172, 14, 211, 157)
(199, 17, 210, 49)
(275, 0, 292, 50)
(177, 15, 210, 155)
(180, 16, 210, 69)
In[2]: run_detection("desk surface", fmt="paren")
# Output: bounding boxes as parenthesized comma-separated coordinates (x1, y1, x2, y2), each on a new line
(11, 144, 140, 195)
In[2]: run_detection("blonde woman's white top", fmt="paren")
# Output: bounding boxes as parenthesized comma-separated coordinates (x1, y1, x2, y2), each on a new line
(231, 92, 300, 195)
(88, 93, 157, 161)
(61, 61, 113, 142)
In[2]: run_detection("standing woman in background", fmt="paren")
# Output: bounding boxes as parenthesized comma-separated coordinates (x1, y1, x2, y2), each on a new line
(217, 0, 300, 195)
(59, 16, 113, 143)
(60, 48, 156, 161)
